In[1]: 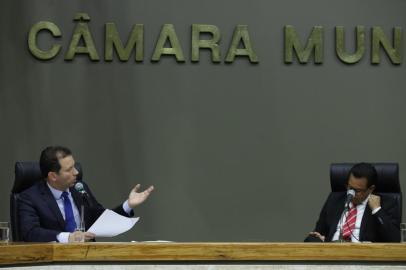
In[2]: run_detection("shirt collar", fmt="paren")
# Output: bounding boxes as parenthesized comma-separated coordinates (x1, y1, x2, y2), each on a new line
(46, 182, 69, 200)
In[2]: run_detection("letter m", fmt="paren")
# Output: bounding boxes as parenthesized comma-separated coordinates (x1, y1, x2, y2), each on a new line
(105, 23, 144, 61)
(284, 25, 323, 64)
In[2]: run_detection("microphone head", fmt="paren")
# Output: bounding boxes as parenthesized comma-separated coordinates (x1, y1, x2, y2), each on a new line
(345, 189, 356, 208)
(347, 189, 356, 198)
(74, 182, 85, 193)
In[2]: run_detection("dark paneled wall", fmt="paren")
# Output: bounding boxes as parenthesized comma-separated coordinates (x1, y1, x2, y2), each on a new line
(0, 0, 405, 241)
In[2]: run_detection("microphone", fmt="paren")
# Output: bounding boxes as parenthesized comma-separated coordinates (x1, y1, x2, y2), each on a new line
(345, 189, 355, 209)
(74, 182, 93, 208)
(74, 182, 87, 195)
(74, 182, 91, 231)
(338, 189, 356, 242)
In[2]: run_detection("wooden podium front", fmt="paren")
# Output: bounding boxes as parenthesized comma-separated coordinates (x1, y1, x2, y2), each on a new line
(1, 242, 406, 269)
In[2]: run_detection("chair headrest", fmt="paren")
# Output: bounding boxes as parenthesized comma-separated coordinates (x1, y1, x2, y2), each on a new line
(12, 161, 83, 194)
(330, 163, 400, 193)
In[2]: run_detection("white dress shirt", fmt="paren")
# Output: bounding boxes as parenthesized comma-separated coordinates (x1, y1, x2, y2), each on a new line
(332, 195, 381, 242)
(46, 183, 132, 243)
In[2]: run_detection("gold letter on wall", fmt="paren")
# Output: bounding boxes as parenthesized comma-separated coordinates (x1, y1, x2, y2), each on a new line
(191, 24, 221, 63)
(152, 24, 185, 62)
(372, 26, 402, 64)
(225, 25, 258, 63)
(28, 21, 62, 60)
(285, 25, 323, 64)
(336, 26, 365, 64)
(65, 13, 100, 61)
(105, 23, 144, 62)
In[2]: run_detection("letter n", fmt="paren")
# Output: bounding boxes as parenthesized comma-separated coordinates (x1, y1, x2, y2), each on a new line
(372, 26, 402, 64)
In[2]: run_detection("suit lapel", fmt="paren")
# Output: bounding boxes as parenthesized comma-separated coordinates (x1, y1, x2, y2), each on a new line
(39, 181, 65, 229)
(359, 204, 372, 241)
(328, 193, 346, 241)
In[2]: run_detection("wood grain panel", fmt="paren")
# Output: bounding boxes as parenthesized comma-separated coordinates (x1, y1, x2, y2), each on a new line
(52, 242, 406, 261)
(0, 243, 53, 265)
(1, 242, 406, 266)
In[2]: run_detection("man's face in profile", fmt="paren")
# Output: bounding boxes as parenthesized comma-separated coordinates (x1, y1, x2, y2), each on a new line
(347, 174, 374, 205)
(51, 155, 78, 191)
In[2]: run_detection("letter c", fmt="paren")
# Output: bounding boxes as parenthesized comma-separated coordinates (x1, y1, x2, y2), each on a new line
(28, 21, 62, 60)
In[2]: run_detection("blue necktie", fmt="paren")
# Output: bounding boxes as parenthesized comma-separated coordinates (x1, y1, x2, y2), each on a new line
(61, 191, 77, 232)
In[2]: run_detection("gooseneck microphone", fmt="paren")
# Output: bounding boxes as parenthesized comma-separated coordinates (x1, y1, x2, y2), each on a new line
(338, 189, 356, 242)
(74, 182, 93, 231)
(74, 182, 92, 206)
(74, 182, 87, 195)
(345, 189, 356, 209)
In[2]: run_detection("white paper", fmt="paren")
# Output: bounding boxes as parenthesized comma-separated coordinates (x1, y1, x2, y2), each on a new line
(87, 209, 140, 237)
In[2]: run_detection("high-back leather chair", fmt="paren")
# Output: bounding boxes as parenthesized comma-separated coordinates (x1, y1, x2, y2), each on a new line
(10, 162, 83, 241)
(330, 163, 402, 222)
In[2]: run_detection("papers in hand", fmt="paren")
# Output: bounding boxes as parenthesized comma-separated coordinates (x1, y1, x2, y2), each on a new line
(87, 209, 140, 237)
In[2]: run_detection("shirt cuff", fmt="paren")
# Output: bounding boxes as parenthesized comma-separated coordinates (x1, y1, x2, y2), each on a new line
(372, 207, 382, 215)
(56, 232, 70, 243)
(122, 200, 133, 215)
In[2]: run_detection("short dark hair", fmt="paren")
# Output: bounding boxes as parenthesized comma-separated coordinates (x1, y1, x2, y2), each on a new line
(40, 146, 72, 178)
(348, 162, 377, 187)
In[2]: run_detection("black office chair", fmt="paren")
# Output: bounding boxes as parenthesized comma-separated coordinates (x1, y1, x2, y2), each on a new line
(330, 162, 402, 222)
(10, 162, 83, 241)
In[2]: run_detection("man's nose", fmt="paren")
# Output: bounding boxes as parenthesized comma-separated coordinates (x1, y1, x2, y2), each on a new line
(73, 167, 79, 176)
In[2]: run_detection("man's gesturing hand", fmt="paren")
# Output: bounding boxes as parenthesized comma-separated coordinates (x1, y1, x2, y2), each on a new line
(128, 184, 154, 208)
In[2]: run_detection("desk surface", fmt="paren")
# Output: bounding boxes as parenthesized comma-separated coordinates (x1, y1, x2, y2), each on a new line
(1, 242, 406, 265)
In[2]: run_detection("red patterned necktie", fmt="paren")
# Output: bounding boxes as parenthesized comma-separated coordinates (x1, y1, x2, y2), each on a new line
(342, 204, 357, 241)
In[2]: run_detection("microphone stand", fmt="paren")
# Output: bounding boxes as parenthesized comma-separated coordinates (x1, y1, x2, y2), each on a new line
(78, 194, 86, 233)
(79, 204, 85, 232)
(74, 183, 93, 242)
(338, 189, 355, 242)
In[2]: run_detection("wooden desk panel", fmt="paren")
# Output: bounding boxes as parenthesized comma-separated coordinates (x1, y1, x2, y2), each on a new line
(1, 243, 406, 265)
(0, 243, 53, 265)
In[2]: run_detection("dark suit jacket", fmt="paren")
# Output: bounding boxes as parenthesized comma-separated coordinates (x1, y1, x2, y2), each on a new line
(18, 180, 132, 242)
(309, 191, 400, 242)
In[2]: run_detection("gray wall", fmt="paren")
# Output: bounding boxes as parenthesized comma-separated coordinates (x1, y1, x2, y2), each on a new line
(0, 0, 405, 242)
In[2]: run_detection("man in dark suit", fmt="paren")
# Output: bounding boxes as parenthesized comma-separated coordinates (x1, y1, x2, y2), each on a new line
(18, 146, 154, 242)
(306, 163, 400, 242)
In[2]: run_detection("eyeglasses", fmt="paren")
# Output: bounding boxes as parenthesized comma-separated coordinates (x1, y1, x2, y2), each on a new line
(347, 186, 369, 193)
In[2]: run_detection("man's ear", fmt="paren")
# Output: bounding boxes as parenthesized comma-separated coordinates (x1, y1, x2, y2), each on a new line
(369, 185, 376, 192)
(48, 171, 57, 182)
